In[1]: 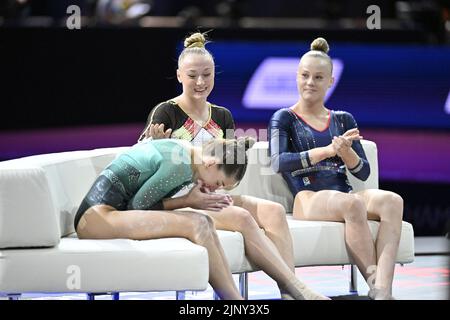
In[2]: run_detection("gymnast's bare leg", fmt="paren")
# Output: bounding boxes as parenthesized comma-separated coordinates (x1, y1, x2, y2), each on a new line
(202, 205, 330, 300)
(76, 205, 243, 300)
(232, 195, 297, 299)
(293, 189, 403, 299)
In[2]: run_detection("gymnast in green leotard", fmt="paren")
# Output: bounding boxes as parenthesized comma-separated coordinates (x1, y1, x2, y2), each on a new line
(74, 137, 255, 300)
(75, 138, 252, 231)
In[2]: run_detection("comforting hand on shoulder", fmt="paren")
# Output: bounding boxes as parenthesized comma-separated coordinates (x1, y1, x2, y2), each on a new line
(143, 123, 172, 140)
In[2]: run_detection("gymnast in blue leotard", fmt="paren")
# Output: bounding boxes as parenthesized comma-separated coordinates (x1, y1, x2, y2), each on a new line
(269, 106, 370, 194)
(268, 37, 404, 300)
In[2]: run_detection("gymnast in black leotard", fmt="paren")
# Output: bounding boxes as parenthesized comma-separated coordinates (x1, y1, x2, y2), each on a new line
(137, 32, 329, 300)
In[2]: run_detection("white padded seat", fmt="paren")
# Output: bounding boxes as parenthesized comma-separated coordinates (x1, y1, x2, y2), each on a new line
(0, 237, 208, 293)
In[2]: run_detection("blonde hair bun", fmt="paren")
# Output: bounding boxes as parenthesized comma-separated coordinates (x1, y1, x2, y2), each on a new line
(310, 37, 329, 54)
(184, 32, 207, 49)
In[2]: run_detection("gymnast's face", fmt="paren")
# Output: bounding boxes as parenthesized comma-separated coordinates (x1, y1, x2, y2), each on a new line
(195, 158, 238, 192)
(297, 55, 334, 103)
(177, 54, 215, 100)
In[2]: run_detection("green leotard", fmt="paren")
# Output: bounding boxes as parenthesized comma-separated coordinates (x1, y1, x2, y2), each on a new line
(101, 139, 193, 210)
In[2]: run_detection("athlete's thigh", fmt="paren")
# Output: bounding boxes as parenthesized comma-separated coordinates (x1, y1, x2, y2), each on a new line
(230, 195, 282, 227)
(77, 205, 208, 240)
(180, 204, 254, 232)
(355, 189, 397, 221)
(293, 189, 357, 222)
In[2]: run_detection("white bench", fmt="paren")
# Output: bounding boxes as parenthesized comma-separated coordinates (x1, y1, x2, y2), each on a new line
(0, 140, 414, 299)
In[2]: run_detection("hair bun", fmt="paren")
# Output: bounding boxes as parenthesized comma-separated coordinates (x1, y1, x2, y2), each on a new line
(237, 137, 256, 151)
(184, 32, 207, 49)
(310, 37, 329, 54)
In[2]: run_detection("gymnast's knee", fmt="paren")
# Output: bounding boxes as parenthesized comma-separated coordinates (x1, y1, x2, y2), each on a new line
(225, 206, 258, 231)
(187, 213, 216, 244)
(340, 195, 367, 223)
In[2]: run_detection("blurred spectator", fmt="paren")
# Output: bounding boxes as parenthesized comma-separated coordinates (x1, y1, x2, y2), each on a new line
(0, 0, 448, 42)
(397, 0, 447, 42)
(96, 0, 152, 25)
(0, 0, 31, 21)
(0, 0, 91, 26)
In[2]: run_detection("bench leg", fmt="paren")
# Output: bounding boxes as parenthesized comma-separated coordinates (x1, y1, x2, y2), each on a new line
(87, 292, 120, 300)
(239, 273, 248, 300)
(176, 291, 186, 300)
(349, 265, 358, 293)
(7, 294, 21, 300)
(214, 273, 248, 300)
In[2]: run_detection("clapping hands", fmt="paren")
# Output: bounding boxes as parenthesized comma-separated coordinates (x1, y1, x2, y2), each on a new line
(331, 128, 363, 157)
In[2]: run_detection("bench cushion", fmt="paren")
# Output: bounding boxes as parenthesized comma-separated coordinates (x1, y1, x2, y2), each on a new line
(0, 237, 208, 293)
(234, 219, 414, 273)
(0, 166, 59, 248)
(0, 147, 130, 249)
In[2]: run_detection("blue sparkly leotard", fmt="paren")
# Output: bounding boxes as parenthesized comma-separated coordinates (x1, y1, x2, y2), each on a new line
(268, 108, 370, 195)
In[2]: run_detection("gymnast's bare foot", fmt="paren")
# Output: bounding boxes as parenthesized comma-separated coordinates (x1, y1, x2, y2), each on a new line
(283, 279, 331, 300)
(368, 288, 395, 300)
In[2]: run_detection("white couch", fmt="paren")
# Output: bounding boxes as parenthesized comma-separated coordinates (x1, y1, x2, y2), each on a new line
(0, 140, 414, 300)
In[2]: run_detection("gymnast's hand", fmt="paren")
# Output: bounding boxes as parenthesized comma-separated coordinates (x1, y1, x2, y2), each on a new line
(143, 123, 172, 140)
(332, 128, 363, 157)
(185, 180, 233, 211)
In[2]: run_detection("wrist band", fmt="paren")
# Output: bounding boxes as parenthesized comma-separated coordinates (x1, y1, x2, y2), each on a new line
(300, 151, 312, 168)
(349, 158, 363, 174)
